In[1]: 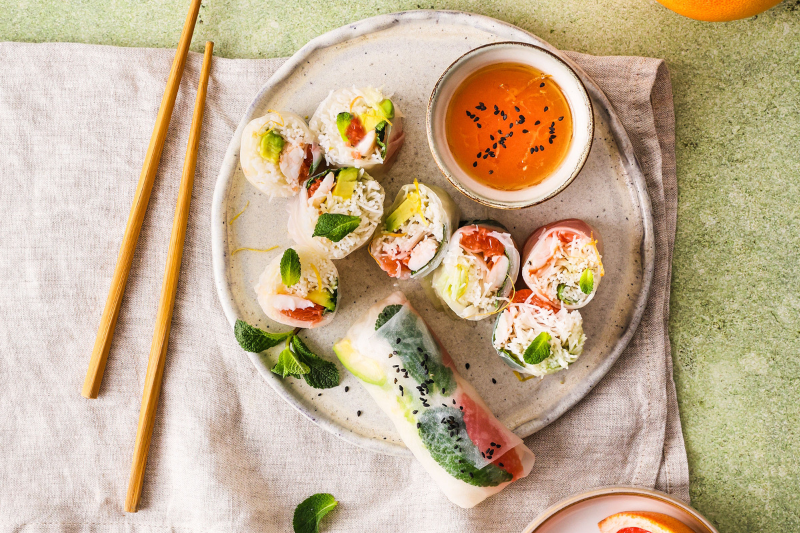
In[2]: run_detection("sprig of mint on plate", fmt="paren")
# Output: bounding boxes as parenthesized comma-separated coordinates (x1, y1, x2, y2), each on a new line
(293, 493, 338, 533)
(234, 320, 339, 389)
(313, 213, 360, 242)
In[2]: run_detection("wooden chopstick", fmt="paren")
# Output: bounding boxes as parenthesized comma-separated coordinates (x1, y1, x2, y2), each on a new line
(124, 41, 214, 514)
(81, 0, 203, 400)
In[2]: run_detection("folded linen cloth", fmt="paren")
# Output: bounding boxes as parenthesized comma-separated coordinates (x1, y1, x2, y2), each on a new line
(0, 42, 686, 531)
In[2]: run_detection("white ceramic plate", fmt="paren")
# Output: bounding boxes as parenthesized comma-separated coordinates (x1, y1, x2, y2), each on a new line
(211, 10, 654, 456)
(523, 487, 719, 533)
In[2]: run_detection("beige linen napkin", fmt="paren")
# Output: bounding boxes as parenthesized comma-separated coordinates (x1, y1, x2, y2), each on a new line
(0, 42, 686, 532)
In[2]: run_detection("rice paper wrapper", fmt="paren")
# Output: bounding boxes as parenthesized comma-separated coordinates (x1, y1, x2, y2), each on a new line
(431, 220, 521, 321)
(521, 219, 604, 310)
(286, 169, 385, 259)
(254, 246, 338, 329)
(370, 183, 460, 280)
(334, 292, 535, 508)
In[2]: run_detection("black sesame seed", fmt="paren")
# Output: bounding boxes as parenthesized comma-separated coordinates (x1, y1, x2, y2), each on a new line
(459, 406, 464, 410)
(540, 82, 545, 87)
(396, 338, 401, 344)
(417, 422, 421, 428)
(535, 120, 540, 125)
(453, 399, 456, 405)
(465, 363, 470, 370)
(540, 145, 545, 150)
(394, 378, 397, 384)
(481, 452, 486, 458)
(442, 403, 447, 408)
(488, 170, 493, 174)
(496, 444, 501, 448)
(413, 410, 418, 414)
(318, 393, 322, 396)
(530, 148, 534, 154)
(549, 138, 554, 144)
(476, 124, 481, 128)
(544, 106, 549, 112)
(357, 410, 362, 416)
(491, 442, 496, 447)
(490, 135, 495, 140)
(442, 388, 445, 394)
(534, 146, 539, 152)
(476, 152, 482, 158)
(507, 131, 513, 137)
(493, 143, 497, 149)
(522, 129, 529, 133)
(492, 378, 497, 384)
(345, 386, 349, 392)
(483, 154, 488, 159)
(473, 162, 477, 167)
(498, 129, 502, 134)
(559, 116, 564, 121)
(509, 122, 514, 128)
(466, 110, 472, 118)
(499, 462, 504, 467)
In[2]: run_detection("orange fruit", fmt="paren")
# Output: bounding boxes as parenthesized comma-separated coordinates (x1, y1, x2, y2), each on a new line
(598, 511, 696, 533)
(655, 0, 783, 21)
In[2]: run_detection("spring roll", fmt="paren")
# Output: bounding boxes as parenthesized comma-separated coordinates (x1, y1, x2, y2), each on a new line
(521, 219, 604, 309)
(287, 168, 385, 259)
(369, 181, 460, 280)
(492, 289, 585, 377)
(333, 292, 535, 508)
(240, 110, 322, 198)
(431, 220, 520, 321)
(309, 86, 404, 175)
(255, 246, 338, 329)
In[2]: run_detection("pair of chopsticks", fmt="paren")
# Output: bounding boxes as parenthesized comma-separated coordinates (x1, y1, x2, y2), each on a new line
(80, 0, 212, 513)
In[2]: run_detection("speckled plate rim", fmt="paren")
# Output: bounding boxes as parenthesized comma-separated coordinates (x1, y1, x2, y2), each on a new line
(211, 10, 655, 456)
(522, 486, 719, 533)
(426, 41, 595, 210)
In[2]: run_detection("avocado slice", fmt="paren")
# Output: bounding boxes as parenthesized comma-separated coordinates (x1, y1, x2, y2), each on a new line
(378, 98, 394, 120)
(336, 112, 353, 143)
(385, 194, 419, 232)
(306, 289, 336, 312)
(333, 339, 386, 386)
(331, 167, 359, 200)
(259, 130, 285, 163)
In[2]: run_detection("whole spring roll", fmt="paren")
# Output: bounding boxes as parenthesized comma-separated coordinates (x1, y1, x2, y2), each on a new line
(333, 292, 535, 508)
(369, 180, 460, 280)
(255, 246, 338, 329)
(492, 289, 585, 377)
(287, 167, 385, 259)
(240, 110, 322, 198)
(521, 219, 604, 309)
(309, 86, 404, 175)
(431, 220, 520, 321)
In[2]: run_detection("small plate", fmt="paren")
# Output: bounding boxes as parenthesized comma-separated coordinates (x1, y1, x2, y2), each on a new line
(427, 41, 594, 209)
(523, 487, 719, 533)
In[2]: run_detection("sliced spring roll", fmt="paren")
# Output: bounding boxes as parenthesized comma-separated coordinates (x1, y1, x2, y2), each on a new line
(309, 86, 404, 175)
(287, 168, 385, 259)
(431, 220, 520, 321)
(492, 289, 585, 377)
(240, 110, 322, 198)
(369, 181, 460, 280)
(521, 219, 604, 309)
(333, 292, 535, 508)
(255, 246, 338, 329)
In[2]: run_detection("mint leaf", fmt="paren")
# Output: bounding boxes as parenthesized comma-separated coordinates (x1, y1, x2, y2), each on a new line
(418, 406, 512, 487)
(579, 268, 594, 295)
(293, 493, 338, 533)
(292, 335, 339, 389)
(523, 332, 552, 365)
(313, 213, 361, 243)
(375, 304, 402, 330)
(375, 120, 388, 159)
(234, 319, 293, 352)
(272, 345, 310, 379)
(499, 347, 524, 368)
(280, 248, 301, 287)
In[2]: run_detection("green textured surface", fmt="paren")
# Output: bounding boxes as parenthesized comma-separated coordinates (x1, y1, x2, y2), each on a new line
(2, 0, 799, 531)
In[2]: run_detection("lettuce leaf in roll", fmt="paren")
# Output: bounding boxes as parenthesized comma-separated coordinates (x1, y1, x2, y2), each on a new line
(333, 291, 534, 508)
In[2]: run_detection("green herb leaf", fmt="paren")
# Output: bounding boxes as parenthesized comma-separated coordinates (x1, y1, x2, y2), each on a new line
(272, 345, 310, 379)
(312, 213, 361, 243)
(523, 332, 552, 365)
(418, 406, 512, 487)
(293, 493, 338, 533)
(375, 120, 388, 159)
(556, 283, 577, 304)
(375, 304, 402, 330)
(280, 248, 301, 287)
(292, 335, 340, 389)
(579, 268, 594, 295)
(499, 347, 524, 368)
(234, 319, 293, 353)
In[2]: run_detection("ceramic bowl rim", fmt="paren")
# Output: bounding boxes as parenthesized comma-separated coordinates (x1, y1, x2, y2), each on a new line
(426, 40, 595, 210)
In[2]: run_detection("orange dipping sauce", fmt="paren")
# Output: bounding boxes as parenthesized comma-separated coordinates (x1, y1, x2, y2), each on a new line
(445, 63, 573, 191)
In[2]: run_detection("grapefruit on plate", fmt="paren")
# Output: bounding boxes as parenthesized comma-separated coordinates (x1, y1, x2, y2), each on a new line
(655, 0, 783, 21)
(598, 511, 696, 533)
